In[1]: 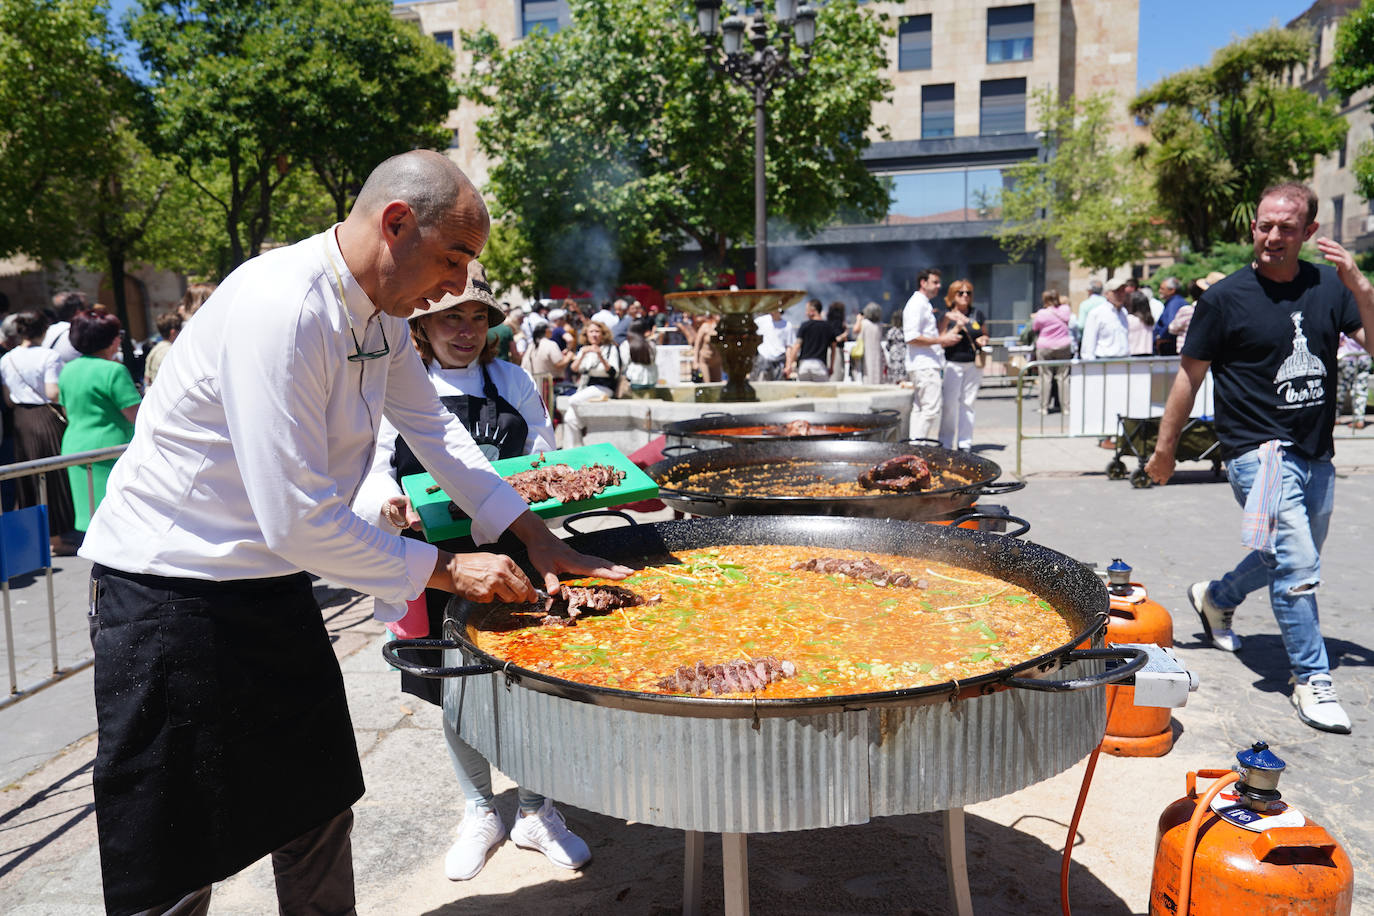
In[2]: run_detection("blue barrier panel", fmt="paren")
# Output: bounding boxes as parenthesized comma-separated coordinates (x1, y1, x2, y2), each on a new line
(0, 505, 51, 580)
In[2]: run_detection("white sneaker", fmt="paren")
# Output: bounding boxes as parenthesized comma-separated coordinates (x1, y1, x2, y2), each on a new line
(1291, 675, 1353, 734)
(509, 800, 591, 870)
(445, 804, 506, 881)
(1188, 581, 1241, 652)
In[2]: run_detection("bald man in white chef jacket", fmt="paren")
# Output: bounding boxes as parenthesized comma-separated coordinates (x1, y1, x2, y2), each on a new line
(79, 150, 630, 916)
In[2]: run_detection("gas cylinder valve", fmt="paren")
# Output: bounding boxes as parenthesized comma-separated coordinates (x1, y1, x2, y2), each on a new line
(1234, 741, 1285, 811)
(1105, 558, 1132, 596)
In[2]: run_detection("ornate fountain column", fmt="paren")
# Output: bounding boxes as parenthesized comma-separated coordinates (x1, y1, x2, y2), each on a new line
(665, 289, 805, 403)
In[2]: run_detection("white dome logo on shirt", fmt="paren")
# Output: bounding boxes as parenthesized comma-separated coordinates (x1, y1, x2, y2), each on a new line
(1274, 311, 1327, 409)
(1275, 312, 1326, 384)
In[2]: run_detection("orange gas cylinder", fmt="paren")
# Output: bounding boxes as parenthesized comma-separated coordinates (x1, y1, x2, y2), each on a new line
(1150, 742, 1353, 915)
(1102, 559, 1175, 756)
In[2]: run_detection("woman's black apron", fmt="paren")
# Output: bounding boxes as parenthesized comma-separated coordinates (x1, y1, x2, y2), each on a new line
(90, 567, 362, 915)
(393, 361, 529, 706)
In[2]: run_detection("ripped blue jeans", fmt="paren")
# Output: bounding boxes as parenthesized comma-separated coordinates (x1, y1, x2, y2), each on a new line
(1207, 448, 1335, 681)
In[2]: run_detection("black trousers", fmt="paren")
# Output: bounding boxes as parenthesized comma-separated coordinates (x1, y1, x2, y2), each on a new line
(89, 566, 364, 916)
(130, 810, 356, 916)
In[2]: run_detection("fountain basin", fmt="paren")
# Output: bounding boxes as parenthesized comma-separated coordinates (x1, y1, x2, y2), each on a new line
(557, 383, 912, 455)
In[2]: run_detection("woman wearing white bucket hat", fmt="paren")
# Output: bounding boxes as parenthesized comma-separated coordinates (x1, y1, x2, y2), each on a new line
(353, 260, 590, 882)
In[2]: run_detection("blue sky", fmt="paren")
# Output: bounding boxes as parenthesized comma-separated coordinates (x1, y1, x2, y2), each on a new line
(1137, 0, 1317, 89)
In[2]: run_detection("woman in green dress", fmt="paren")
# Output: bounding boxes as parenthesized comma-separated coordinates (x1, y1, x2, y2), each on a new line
(59, 309, 141, 531)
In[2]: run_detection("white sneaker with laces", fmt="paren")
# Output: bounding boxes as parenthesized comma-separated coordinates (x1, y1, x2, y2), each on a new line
(1291, 674, 1352, 734)
(1188, 581, 1241, 652)
(445, 803, 507, 881)
(509, 800, 592, 870)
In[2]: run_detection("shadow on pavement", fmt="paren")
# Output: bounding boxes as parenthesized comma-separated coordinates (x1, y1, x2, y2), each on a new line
(413, 806, 1134, 916)
(0, 757, 95, 881)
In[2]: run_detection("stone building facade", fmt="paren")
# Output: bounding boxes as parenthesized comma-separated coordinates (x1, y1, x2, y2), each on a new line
(393, 0, 1140, 333)
(1288, 0, 1374, 253)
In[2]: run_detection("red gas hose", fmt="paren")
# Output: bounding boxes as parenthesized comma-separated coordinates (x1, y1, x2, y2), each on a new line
(1059, 689, 1118, 916)
(1176, 770, 1240, 913)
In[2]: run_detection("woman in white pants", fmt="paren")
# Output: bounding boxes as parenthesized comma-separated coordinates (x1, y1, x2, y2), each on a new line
(561, 320, 620, 447)
(937, 279, 988, 450)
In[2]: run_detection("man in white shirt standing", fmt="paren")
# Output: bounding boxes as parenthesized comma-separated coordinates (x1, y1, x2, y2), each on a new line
(1081, 276, 1131, 359)
(752, 308, 798, 380)
(43, 290, 85, 367)
(903, 268, 960, 440)
(590, 298, 621, 331)
(79, 150, 629, 916)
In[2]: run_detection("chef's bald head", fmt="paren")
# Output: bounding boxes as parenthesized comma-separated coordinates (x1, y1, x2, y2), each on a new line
(352, 150, 486, 232)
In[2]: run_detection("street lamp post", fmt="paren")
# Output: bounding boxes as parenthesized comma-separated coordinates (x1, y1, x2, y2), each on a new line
(695, 0, 817, 289)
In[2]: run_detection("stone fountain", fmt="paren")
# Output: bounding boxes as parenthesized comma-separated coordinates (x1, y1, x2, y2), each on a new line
(665, 288, 806, 402)
(554, 288, 910, 454)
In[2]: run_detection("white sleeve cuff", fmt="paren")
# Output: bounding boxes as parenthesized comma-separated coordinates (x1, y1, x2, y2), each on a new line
(402, 538, 439, 602)
(373, 598, 406, 623)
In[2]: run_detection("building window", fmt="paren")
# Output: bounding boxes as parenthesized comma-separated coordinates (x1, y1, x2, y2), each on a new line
(449, 129, 460, 150)
(432, 30, 454, 49)
(922, 84, 954, 138)
(1333, 195, 1344, 243)
(898, 15, 932, 71)
(522, 0, 564, 36)
(1339, 136, 1347, 168)
(987, 5, 1034, 63)
(877, 166, 1007, 225)
(980, 78, 1026, 135)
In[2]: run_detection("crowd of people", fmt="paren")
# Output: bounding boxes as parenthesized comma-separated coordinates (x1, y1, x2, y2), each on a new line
(0, 284, 218, 557)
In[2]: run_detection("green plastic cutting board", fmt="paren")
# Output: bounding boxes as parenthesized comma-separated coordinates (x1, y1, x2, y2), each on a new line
(401, 442, 659, 543)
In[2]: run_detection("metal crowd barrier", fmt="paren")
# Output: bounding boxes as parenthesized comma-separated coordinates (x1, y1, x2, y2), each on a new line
(1011, 355, 1373, 477)
(0, 445, 127, 709)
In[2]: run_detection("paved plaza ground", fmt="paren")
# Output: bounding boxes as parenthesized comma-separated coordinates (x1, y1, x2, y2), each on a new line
(2, 386, 1372, 914)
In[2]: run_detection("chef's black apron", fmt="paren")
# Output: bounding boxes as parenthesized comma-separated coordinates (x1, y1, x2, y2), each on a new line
(393, 361, 530, 706)
(89, 566, 363, 916)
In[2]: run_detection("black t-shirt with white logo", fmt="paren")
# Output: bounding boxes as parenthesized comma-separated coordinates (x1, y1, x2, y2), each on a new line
(1182, 262, 1360, 461)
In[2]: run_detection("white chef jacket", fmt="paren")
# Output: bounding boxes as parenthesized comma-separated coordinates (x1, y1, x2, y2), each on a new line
(902, 291, 944, 372)
(80, 227, 529, 608)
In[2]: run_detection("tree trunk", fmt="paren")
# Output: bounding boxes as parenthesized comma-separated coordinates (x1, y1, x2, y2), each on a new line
(105, 248, 139, 381)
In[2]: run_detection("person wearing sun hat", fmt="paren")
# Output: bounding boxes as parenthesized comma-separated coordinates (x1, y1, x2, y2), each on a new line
(352, 258, 592, 881)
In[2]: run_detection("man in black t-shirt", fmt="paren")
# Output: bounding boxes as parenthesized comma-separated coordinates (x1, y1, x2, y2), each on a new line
(1146, 182, 1372, 734)
(791, 299, 835, 382)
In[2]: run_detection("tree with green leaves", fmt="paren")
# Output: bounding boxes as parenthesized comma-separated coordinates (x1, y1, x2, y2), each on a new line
(460, 0, 891, 296)
(0, 0, 133, 263)
(0, 0, 186, 328)
(1131, 26, 1347, 254)
(1330, 0, 1374, 203)
(995, 90, 1162, 274)
(127, 0, 455, 268)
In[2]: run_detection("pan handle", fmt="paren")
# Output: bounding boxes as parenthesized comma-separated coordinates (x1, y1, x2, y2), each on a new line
(949, 511, 1030, 538)
(562, 508, 640, 536)
(1004, 647, 1148, 692)
(870, 408, 901, 418)
(382, 638, 498, 679)
(971, 479, 1026, 497)
(661, 443, 700, 457)
(902, 437, 942, 447)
